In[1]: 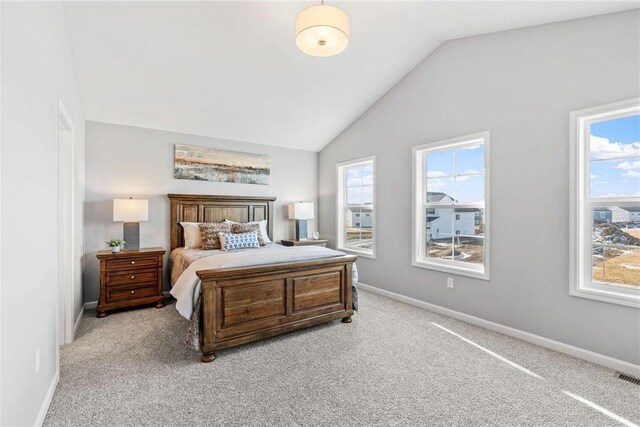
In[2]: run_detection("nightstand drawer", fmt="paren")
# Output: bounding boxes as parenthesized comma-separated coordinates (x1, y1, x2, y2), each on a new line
(107, 284, 157, 302)
(106, 256, 157, 271)
(281, 239, 328, 247)
(107, 269, 157, 286)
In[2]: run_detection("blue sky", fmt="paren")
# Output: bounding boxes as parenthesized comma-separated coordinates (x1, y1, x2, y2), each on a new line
(590, 114, 640, 198)
(425, 144, 484, 203)
(591, 115, 640, 144)
(346, 164, 373, 204)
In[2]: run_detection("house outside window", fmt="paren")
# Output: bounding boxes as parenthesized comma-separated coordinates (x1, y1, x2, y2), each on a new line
(336, 156, 376, 258)
(412, 132, 490, 279)
(570, 98, 639, 307)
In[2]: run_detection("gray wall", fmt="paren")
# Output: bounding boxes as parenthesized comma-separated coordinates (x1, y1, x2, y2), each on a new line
(1, 2, 85, 425)
(319, 11, 640, 364)
(84, 121, 318, 303)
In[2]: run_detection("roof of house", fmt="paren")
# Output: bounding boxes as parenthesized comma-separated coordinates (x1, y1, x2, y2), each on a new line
(620, 207, 640, 212)
(426, 192, 450, 202)
(593, 208, 612, 212)
(426, 193, 481, 212)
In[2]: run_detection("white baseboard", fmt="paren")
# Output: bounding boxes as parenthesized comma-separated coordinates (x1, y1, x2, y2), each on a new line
(72, 306, 84, 340)
(33, 370, 59, 427)
(357, 282, 640, 377)
(83, 292, 172, 311)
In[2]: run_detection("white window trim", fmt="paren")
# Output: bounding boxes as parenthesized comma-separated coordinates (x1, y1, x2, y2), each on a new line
(569, 98, 640, 308)
(336, 155, 376, 259)
(412, 131, 491, 280)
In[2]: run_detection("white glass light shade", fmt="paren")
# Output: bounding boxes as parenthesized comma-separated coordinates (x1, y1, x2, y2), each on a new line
(288, 202, 315, 220)
(113, 199, 149, 222)
(295, 5, 349, 57)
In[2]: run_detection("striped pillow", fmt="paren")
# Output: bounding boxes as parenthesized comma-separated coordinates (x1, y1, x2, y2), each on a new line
(218, 231, 260, 251)
(231, 223, 265, 246)
(225, 219, 271, 244)
(198, 223, 231, 250)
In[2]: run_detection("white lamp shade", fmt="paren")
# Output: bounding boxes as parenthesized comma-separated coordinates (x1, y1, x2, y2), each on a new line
(288, 202, 315, 220)
(113, 199, 149, 222)
(295, 5, 349, 57)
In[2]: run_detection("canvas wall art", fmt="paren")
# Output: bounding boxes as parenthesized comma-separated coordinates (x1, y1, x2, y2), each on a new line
(174, 144, 271, 185)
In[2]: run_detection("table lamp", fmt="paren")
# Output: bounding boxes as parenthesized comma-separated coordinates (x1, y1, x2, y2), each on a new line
(113, 198, 148, 250)
(288, 202, 314, 241)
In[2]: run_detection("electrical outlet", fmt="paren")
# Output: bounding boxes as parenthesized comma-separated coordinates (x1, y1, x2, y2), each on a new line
(447, 277, 454, 289)
(35, 348, 41, 373)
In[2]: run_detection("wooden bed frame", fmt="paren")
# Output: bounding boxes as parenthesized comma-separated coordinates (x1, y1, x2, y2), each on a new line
(168, 194, 357, 363)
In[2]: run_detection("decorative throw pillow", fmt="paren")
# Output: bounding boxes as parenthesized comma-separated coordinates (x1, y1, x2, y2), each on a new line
(218, 231, 260, 251)
(180, 222, 203, 248)
(231, 223, 265, 246)
(225, 219, 271, 244)
(198, 223, 231, 250)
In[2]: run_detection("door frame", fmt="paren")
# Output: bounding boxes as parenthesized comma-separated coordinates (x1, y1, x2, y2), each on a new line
(57, 99, 75, 351)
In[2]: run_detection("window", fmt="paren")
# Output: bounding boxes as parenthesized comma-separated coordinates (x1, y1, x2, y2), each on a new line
(570, 99, 640, 308)
(412, 132, 490, 279)
(336, 156, 375, 258)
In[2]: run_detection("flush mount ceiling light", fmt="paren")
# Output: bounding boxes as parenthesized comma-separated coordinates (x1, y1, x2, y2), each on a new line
(295, 2, 349, 57)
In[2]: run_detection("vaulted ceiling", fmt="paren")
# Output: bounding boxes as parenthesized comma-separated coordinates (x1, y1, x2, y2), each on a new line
(64, 1, 638, 151)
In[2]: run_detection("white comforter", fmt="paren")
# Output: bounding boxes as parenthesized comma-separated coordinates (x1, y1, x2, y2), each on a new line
(170, 244, 352, 320)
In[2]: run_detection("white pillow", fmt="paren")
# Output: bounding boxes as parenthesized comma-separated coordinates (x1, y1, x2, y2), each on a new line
(180, 222, 203, 248)
(224, 219, 272, 244)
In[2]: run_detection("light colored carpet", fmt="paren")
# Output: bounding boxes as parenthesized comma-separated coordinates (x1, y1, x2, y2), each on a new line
(45, 290, 640, 426)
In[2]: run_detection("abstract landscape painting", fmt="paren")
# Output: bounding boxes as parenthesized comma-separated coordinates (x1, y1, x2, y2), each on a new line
(175, 144, 271, 185)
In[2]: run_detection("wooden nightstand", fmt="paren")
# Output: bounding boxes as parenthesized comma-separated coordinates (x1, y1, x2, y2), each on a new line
(281, 239, 328, 247)
(96, 247, 166, 318)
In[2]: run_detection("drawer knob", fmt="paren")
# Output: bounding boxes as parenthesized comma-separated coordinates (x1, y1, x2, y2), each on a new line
(130, 275, 135, 279)
(131, 290, 135, 294)
(131, 261, 136, 265)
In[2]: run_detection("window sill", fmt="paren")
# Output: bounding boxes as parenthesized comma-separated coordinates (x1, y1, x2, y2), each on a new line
(570, 284, 639, 308)
(412, 259, 489, 281)
(337, 247, 376, 259)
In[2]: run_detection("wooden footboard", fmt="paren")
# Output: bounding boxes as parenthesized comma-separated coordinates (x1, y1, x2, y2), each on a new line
(196, 255, 357, 362)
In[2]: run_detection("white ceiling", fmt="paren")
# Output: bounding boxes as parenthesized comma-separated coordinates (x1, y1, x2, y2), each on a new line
(64, 1, 638, 152)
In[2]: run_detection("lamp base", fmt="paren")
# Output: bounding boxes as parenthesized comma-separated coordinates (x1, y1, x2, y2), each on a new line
(123, 222, 140, 250)
(295, 220, 308, 241)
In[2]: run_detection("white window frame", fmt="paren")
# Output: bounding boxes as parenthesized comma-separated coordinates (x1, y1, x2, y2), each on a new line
(569, 98, 640, 308)
(336, 156, 376, 259)
(412, 132, 490, 280)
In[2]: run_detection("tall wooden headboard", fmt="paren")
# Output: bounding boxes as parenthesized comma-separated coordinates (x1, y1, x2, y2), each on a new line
(168, 194, 276, 251)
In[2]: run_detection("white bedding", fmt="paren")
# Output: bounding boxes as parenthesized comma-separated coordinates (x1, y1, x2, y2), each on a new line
(170, 244, 352, 320)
